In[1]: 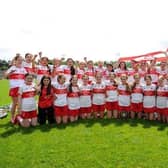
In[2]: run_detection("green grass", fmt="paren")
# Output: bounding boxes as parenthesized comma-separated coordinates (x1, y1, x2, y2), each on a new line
(0, 79, 168, 168)
(0, 79, 11, 106)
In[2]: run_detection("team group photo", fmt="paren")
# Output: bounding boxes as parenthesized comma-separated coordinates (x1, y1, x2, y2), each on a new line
(1, 0, 168, 167)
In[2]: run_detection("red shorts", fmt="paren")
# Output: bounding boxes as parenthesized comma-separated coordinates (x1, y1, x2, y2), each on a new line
(118, 105, 130, 112)
(80, 107, 92, 114)
(9, 87, 19, 97)
(92, 104, 105, 112)
(21, 110, 37, 119)
(68, 109, 79, 116)
(54, 106, 68, 117)
(143, 107, 155, 113)
(156, 108, 167, 115)
(105, 101, 118, 111)
(131, 102, 143, 112)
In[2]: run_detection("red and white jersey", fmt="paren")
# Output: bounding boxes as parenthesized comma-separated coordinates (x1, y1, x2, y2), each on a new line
(115, 68, 128, 77)
(79, 84, 92, 107)
(51, 65, 64, 84)
(18, 83, 36, 112)
(6, 66, 27, 88)
(22, 61, 34, 74)
(118, 84, 131, 107)
(67, 86, 80, 110)
(53, 83, 68, 107)
(148, 68, 159, 84)
(156, 85, 168, 109)
(131, 84, 143, 103)
(127, 69, 138, 84)
(104, 70, 112, 80)
(95, 66, 106, 75)
(142, 84, 156, 108)
(139, 69, 147, 85)
(85, 68, 95, 84)
(105, 81, 118, 102)
(61, 65, 72, 82)
(77, 68, 85, 85)
(92, 83, 106, 105)
(36, 65, 50, 82)
(156, 67, 168, 77)
(77, 68, 85, 80)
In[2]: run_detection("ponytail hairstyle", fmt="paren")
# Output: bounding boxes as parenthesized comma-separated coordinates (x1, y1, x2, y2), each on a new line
(68, 75, 78, 93)
(67, 58, 76, 75)
(68, 76, 73, 93)
(40, 75, 52, 96)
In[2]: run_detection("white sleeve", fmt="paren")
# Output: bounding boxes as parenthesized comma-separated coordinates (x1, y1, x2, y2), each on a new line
(6, 66, 16, 74)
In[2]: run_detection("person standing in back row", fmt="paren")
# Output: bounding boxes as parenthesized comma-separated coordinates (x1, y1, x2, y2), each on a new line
(4, 55, 27, 123)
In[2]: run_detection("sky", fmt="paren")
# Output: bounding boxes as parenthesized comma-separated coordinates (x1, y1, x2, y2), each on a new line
(0, 0, 168, 61)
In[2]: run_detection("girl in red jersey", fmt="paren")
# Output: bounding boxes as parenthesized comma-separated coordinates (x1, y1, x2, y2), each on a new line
(38, 75, 55, 125)
(79, 75, 92, 119)
(4, 55, 27, 123)
(16, 73, 38, 127)
(156, 76, 168, 122)
(92, 72, 106, 119)
(130, 74, 143, 119)
(142, 75, 156, 121)
(53, 75, 68, 124)
(67, 75, 80, 122)
(117, 74, 131, 118)
(105, 73, 118, 119)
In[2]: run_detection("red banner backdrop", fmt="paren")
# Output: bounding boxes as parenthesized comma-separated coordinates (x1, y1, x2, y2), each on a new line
(118, 50, 168, 62)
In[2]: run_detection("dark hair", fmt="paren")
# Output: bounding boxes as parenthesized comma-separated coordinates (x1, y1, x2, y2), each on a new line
(25, 53, 30, 58)
(68, 77, 73, 93)
(70, 66, 76, 75)
(14, 55, 21, 61)
(47, 64, 51, 75)
(144, 74, 152, 81)
(57, 74, 64, 82)
(67, 58, 76, 75)
(118, 61, 127, 70)
(68, 75, 78, 93)
(107, 63, 114, 72)
(25, 73, 34, 78)
(40, 75, 52, 96)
